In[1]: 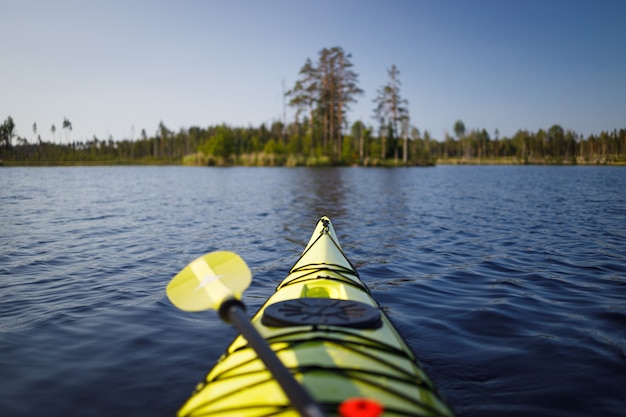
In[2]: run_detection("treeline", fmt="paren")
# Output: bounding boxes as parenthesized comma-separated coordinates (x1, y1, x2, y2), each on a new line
(0, 118, 434, 166)
(433, 121, 626, 165)
(2, 116, 625, 166)
(1, 45, 625, 166)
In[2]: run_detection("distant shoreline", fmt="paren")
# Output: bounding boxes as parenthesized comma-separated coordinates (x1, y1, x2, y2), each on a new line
(435, 158, 626, 166)
(2, 158, 625, 167)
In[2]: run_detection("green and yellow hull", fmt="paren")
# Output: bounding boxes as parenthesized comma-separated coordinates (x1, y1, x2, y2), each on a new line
(178, 217, 454, 417)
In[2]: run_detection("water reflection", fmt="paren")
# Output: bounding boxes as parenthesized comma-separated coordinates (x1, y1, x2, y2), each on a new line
(276, 168, 349, 242)
(291, 167, 348, 220)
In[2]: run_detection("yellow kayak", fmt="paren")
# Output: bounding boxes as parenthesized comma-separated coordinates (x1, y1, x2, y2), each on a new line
(174, 217, 454, 417)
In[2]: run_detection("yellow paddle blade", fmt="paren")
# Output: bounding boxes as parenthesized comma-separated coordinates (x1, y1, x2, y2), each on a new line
(166, 251, 252, 312)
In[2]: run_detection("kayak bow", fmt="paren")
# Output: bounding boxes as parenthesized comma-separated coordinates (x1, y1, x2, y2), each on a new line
(173, 217, 454, 417)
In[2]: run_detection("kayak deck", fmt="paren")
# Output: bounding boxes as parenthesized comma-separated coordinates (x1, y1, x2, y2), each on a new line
(178, 217, 454, 417)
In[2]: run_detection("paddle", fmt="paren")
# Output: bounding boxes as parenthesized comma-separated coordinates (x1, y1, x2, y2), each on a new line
(166, 251, 327, 417)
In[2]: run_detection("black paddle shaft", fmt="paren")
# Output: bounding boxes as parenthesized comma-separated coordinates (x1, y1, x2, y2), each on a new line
(220, 299, 327, 417)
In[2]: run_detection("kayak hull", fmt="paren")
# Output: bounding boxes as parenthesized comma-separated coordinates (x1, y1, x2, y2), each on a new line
(178, 217, 454, 417)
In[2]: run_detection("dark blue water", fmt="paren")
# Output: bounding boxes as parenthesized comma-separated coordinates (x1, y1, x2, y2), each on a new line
(1, 166, 625, 417)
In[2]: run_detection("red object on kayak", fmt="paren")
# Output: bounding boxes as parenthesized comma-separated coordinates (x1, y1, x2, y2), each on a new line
(339, 397, 384, 417)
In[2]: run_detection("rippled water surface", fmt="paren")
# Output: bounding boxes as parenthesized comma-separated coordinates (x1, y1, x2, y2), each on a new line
(1, 166, 625, 417)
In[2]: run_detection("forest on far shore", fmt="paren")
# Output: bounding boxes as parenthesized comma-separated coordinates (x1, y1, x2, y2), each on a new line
(2, 118, 624, 167)
(2, 46, 625, 167)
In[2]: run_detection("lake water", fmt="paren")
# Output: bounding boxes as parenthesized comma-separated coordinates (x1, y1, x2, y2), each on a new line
(1, 166, 625, 417)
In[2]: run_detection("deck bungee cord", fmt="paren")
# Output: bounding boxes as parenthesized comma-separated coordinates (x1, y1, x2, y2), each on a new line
(166, 217, 454, 417)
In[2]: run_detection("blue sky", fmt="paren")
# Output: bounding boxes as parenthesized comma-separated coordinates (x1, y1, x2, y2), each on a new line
(2, 0, 625, 143)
